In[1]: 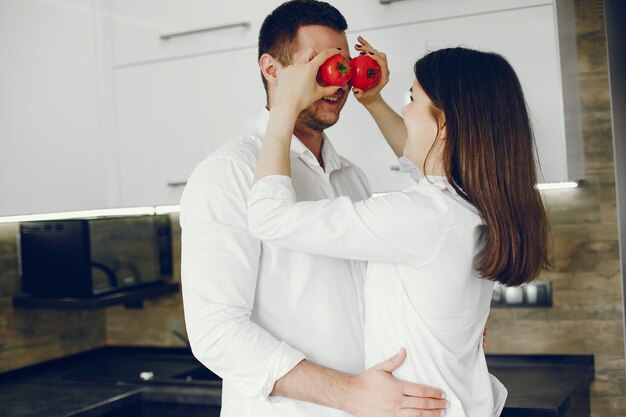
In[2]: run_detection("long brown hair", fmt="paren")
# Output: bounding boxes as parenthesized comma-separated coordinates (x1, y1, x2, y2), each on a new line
(415, 47, 550, 286)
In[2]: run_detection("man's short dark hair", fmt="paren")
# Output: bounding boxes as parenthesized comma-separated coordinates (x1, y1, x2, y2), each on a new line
(258, 0, 348, 94)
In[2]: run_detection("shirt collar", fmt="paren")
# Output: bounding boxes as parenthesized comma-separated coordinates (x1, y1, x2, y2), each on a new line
(419, 175, 449, 190)
(399, 156, 449, 191)
(320, 132, 349, 173)
(398, 156, 423, 183)
(255, 109, 349, 174)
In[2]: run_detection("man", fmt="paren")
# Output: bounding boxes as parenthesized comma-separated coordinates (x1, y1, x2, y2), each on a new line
(180, 1, 448, 416)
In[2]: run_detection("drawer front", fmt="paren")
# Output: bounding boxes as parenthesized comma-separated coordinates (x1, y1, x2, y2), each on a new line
(106, 0, 284, 67)
(339, 0, 552, 33)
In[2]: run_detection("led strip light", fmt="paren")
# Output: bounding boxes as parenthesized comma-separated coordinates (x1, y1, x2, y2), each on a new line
(0, 182, 579, 223)
(0, 206, 163, 224)
(535, 181, 579, 190)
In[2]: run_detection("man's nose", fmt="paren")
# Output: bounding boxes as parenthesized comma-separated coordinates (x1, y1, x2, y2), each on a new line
(316, 77, 350, 89)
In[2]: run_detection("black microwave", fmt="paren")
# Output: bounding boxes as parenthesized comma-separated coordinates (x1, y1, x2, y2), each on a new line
(19, 215, 173, 298)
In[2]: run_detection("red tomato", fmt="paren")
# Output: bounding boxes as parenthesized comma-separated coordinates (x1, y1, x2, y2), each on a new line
(350, 55, 381, 90)
(318, 54, 353, 86)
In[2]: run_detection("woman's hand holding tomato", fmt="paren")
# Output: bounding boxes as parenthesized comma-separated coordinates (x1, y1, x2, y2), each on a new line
(352, 36, 390, 107)
(274, 47, 342, 114)
(350, 55, 381, 90)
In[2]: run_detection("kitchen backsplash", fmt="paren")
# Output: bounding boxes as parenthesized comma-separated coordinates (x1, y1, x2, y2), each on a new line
(0, 0, 623, 415)
(485, 1, 625, 415)
(105, 215, 185, 347)
(0, 215, 184, 373)
(0, 222, 106, 372)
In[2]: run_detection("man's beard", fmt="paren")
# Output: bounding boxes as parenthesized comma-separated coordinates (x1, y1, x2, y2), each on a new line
(297, 103, 342, 132)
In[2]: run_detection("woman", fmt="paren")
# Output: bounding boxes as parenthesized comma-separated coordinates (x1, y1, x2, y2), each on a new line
(247, 40, 550, 417)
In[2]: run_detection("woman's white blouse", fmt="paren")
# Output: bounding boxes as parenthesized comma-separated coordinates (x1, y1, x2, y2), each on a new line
(247, 173, 507, 417)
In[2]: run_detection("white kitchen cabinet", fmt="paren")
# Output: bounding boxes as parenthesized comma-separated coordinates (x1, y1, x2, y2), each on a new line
(0, 0, 582, 215)
(106, 0, 285, 67)
(112, 0, 583, 205)
(106, 0, 550, 68)
(0, 0, 107, 216)
(329, 2, 584, 192)
(114, 47, 266, 207)
(339, 0, 551, 32)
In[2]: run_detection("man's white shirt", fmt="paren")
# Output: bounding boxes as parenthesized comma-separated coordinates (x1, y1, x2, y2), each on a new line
(180, 109, 371, 417)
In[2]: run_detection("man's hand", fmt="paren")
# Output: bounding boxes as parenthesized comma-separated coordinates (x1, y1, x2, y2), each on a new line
(271, 349, 448, 417)
(343, 348, 449, 417)
(273, 47, 342, 113)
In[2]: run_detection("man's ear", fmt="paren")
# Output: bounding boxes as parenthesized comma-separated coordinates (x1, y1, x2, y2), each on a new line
(259, 53, 281, 86)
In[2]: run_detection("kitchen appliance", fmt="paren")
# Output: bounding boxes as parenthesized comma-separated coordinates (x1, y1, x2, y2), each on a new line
(19, 215, 172, 297)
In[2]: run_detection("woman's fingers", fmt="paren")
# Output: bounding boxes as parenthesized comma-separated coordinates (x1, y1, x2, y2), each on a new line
(355, 36, 378, 54)
(364, 51, 387, 67)
(358, 35, 372, 47)
(355, 36, 389, 79)
(355, 43, 377, 54)
(351, 36, 390, 103)
(364, 52, 390, 83)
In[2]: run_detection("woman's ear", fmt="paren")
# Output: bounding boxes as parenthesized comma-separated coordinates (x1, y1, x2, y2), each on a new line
(438, 115, 447, 140)
(259, 53, 280, 86)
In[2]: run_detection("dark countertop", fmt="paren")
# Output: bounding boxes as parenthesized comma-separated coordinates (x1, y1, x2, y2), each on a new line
(0, 346, 222, 417)
(488, 355, 594, 417)
(0, 346, 594, 417)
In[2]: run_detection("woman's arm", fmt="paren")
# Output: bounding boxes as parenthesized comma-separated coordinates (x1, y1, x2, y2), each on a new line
(251, 44, 447, 266)
(248, 176, 449, 265)
(353, 36, 407, 158)
(360, 96, 407, 158)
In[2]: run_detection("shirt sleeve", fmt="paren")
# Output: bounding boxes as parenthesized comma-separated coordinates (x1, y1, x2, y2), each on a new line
(247, 175, 450, 265)
(180, 158, 305, 401)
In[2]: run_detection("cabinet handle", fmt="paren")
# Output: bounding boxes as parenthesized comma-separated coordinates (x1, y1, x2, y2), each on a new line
(379, 0, 410, 4)
(390, 165, 400, 171)
(167, 181, 187, 187)
(160, 22, 251, 41)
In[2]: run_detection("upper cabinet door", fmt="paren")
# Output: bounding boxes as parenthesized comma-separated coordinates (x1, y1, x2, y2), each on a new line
(0, 0, 106, 216)
(338, 0, 552, 31)
(328, 3, 583, 192)
(114, 46, 266, 207)
(106, 0, 285, 67)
